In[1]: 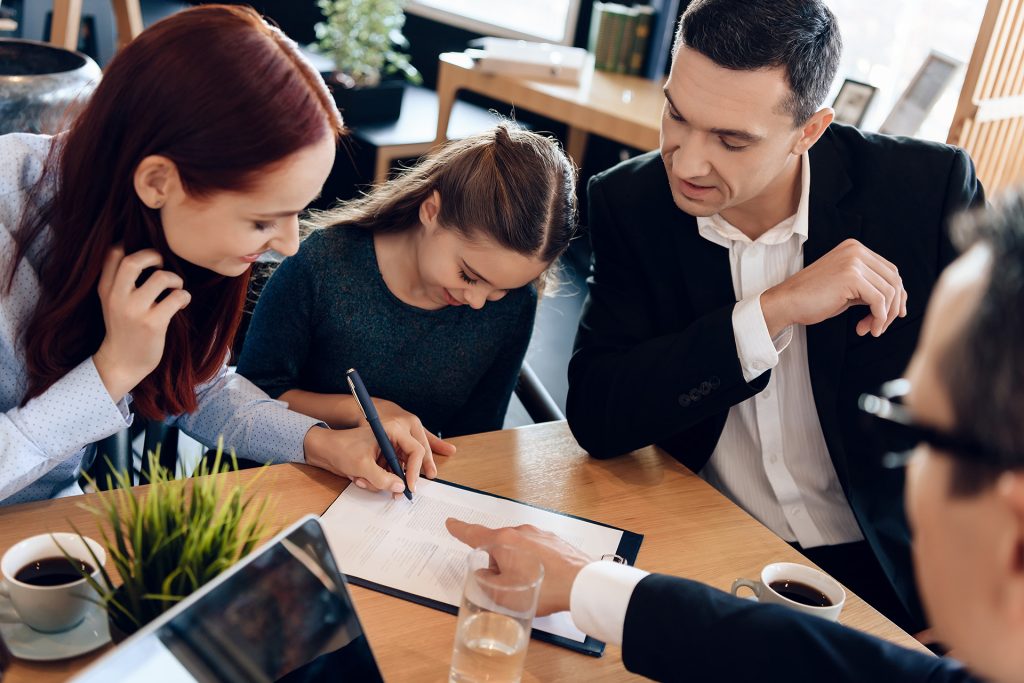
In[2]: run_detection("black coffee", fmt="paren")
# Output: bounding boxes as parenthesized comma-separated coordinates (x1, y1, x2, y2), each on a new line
(769, 579, 832, 607)
(14, 556, 94, 587)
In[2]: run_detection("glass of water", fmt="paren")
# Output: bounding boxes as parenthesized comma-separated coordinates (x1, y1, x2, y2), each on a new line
(449, 545, 544, 683)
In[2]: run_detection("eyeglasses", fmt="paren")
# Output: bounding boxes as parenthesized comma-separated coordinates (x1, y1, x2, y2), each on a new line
(858, 379, 1004, 469)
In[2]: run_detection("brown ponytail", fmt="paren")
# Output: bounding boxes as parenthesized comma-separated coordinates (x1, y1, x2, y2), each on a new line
(310, 123, 577, 265)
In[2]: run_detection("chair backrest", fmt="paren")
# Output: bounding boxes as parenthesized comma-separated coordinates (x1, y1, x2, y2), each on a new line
(86, 419, 180, 489)
(948, 0, 1024, 194)
(516, 362, 565, 423)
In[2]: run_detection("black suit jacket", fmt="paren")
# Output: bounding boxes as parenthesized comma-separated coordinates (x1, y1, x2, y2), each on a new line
(567, 124, 985, 623)
(621, 575, 975, 682)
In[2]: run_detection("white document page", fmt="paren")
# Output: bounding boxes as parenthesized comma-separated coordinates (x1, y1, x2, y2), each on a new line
(320, 478, 625, 643)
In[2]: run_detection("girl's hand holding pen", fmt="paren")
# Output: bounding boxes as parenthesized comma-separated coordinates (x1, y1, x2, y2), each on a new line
(344, 368, 453, 499)
(302, 422, 429, 495)
(373, 399, 456, 478)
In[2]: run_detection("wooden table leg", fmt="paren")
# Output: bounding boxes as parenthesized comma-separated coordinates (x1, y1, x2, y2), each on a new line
(566, 126, 590, 168)
(50, 0, 84, 51)
(434, 61, 460, 148)
(111, 0, 144, 50)
(374, 151, 394, 184)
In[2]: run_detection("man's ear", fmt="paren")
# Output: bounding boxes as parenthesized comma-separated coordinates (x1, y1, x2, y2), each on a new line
(998, 471, 1024, 626)
(134, 155, 178, 209)
(792, 108, 834, 156)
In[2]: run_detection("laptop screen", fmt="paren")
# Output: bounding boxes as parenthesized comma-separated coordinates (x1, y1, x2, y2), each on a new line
(74, 517, 383, 683)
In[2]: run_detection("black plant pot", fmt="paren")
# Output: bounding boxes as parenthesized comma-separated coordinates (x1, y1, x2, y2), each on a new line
(106, 586, 140, 644)
(107, 612, 134, 645)
(326, 74, 405, 126)
(107, 608, 136, 644)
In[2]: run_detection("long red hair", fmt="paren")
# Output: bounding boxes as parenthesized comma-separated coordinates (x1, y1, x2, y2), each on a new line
(10, 5, 343, 419)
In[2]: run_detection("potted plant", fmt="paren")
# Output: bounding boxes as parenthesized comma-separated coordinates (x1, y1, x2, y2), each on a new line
(69, 444, 272, 642)
(313, 0, 422, 124)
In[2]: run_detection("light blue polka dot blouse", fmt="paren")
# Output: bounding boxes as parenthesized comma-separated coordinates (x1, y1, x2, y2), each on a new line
(0, 133, 322, 506)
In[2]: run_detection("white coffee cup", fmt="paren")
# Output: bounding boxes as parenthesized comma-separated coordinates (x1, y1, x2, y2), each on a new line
(0, 533, 106, 633)
(730, 562, 846, 621)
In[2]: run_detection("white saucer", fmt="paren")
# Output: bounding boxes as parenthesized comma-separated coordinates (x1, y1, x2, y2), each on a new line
(0, 602, 111, 661)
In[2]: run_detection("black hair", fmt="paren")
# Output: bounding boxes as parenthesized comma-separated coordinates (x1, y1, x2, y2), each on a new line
(941, 194, 1024, 495)
(675, 0, 842, 124)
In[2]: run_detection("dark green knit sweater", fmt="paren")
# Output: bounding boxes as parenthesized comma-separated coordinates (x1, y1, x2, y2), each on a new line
(237, 227, 536, 437)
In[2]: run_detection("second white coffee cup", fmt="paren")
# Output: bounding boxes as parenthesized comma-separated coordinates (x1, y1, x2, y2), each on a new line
(731, 562, 846, 621)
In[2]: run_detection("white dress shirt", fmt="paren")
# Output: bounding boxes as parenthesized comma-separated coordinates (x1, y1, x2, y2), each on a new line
(570, 561, 650, 646)
(695, 154, 862, 548)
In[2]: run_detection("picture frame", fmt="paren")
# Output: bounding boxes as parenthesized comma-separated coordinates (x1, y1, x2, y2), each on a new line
(832, 78, 878, 128)
(879, 50, 963, 137)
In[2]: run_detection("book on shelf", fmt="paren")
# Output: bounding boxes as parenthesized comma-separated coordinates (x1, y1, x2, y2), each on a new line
(604, 3, 629, 75)
(589, 2, 656, 76)
(630, 6, 655, 75)
(617, 9, 639, 74)
(591, 3, 615, 71)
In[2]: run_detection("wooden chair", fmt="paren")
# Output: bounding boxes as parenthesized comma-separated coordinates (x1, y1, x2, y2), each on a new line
(49, 0, 142, 52)
(948, 0, 1024, 194)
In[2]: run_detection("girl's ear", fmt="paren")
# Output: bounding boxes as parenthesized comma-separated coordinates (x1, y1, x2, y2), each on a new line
(419, 190, 442, 231)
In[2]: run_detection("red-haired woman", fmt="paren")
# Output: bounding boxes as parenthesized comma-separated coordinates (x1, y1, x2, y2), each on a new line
(0, 5, 432, 505)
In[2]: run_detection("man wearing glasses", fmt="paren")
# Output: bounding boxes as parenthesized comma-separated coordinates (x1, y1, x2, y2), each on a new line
(448, 196, 1024, 681)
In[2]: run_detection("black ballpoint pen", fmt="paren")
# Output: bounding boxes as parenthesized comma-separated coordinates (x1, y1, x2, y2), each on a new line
(346, 368, 412, 500)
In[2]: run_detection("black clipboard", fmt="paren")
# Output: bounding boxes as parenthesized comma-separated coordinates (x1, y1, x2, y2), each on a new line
(340, 478, 643, 657)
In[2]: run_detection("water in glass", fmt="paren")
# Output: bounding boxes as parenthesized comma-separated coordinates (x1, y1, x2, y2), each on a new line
(450, 601, 530, 682)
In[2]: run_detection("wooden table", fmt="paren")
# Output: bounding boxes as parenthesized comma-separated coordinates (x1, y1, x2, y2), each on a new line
(50, 0, 141, 52)
(435, 52, 665, 166)
(1, 421, 926, 681)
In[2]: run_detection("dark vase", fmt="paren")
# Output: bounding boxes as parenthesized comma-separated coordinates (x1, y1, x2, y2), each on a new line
(0, 39, 101, 135)
(325, 73, 406, 126)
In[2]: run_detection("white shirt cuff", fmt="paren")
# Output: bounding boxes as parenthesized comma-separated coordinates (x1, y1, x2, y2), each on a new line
(733, 293, 794, 382)
(569, 561, 650, 647)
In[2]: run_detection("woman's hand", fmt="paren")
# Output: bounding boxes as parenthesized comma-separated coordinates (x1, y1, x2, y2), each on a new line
(374, 399, 456, 472)
(303, 420, 438, 495)
(92, 247, 191, 401)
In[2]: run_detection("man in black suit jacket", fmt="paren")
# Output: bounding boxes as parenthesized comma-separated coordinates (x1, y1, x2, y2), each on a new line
(446, 192, 1024, 682)
(565, 0, 984, 631)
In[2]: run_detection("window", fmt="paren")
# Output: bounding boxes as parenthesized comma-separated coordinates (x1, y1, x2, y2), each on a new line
(826, 0, 988, 141)
(406, 0, 582, 45)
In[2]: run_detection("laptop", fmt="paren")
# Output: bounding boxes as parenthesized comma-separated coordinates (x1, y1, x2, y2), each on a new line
(72, 515, 384, 683)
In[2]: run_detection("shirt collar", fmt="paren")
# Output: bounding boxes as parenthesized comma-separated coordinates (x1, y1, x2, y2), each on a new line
(695, 153, 811, 248)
